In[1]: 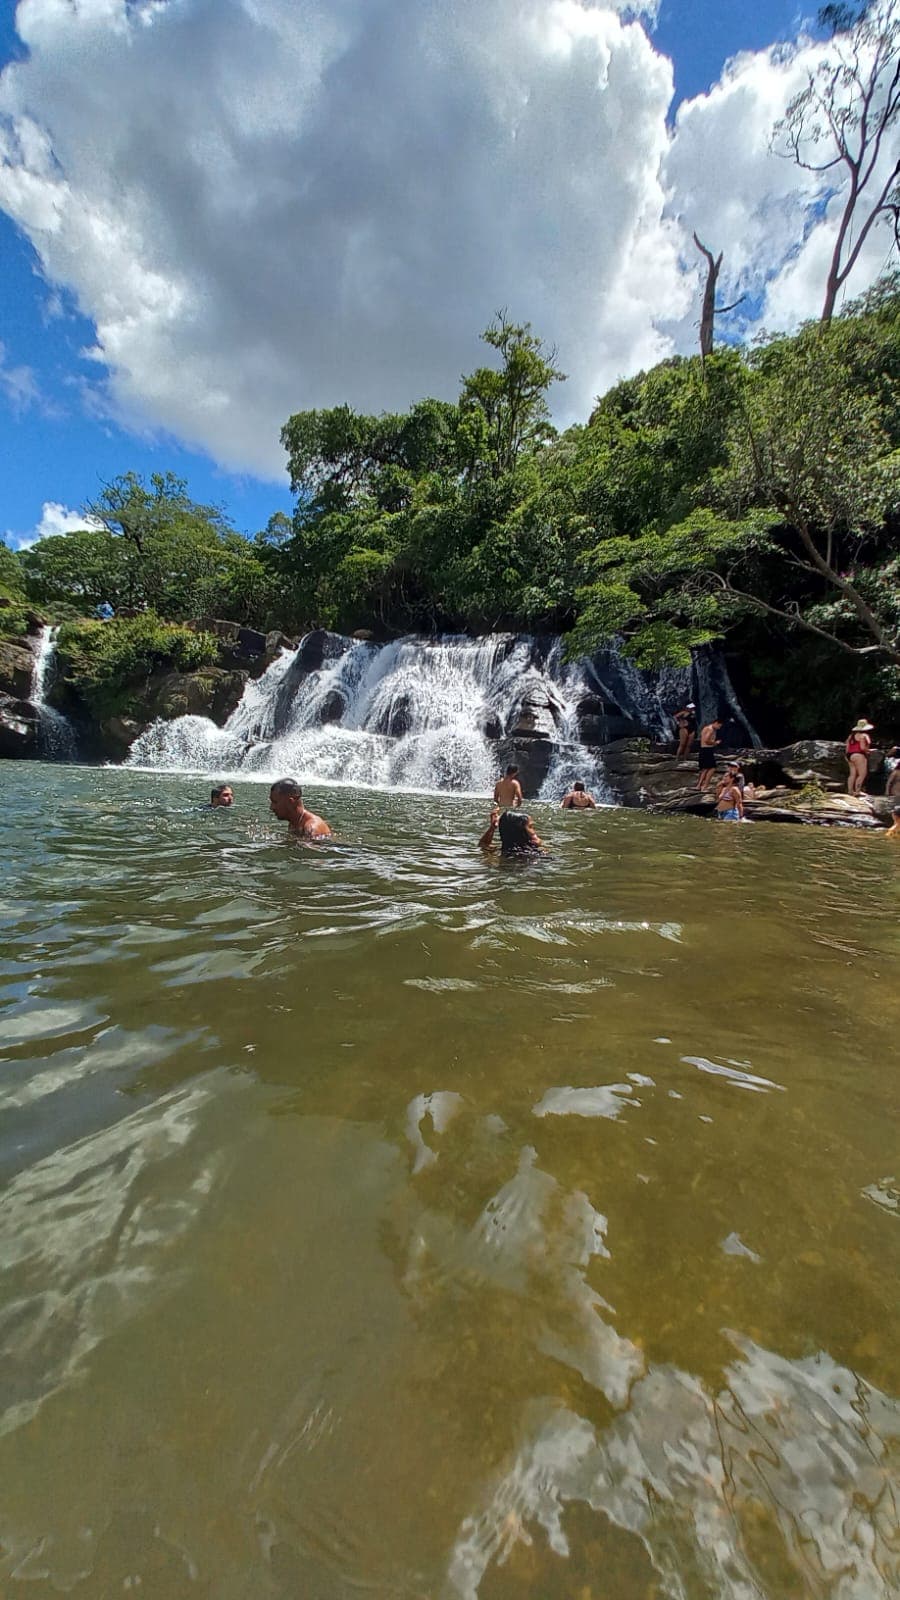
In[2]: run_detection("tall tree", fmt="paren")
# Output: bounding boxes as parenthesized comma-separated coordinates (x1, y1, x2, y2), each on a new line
(773, 0, 900, 323)
(460, 314, 565, 479)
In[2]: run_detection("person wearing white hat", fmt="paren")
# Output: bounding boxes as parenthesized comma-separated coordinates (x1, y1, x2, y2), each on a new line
(845, 719, 874, 795)
(674, 701, 697, 758)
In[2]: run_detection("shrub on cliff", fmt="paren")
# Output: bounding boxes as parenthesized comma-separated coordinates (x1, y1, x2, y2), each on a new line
(56, 613, 218, 720)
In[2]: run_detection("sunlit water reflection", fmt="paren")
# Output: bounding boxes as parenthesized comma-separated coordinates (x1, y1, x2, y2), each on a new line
(0, 763, 897, 1598)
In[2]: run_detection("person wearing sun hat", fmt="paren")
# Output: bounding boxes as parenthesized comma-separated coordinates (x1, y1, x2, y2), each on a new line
(845, 718, 874, 796)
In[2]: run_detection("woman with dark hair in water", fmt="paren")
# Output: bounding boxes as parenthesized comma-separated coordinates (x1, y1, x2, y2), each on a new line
(479, 806, 545, 856)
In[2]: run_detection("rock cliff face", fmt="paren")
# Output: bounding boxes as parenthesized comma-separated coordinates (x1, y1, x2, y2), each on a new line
(602, 740, 891, 827)
(0, 637, 38, 756)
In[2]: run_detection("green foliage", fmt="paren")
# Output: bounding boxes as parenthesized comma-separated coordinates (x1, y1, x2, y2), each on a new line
(56, 613, 218, 720)
(21, 473, 279, 626)
(0, 541, 31, 639)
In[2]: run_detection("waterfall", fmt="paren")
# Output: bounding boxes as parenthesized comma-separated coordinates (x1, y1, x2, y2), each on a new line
(30, 626, 76, 761)
(124, 628, 759, 797)
(126, 632, 612, 799)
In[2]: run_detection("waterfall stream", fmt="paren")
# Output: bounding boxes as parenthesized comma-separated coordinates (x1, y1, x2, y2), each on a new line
(124, 630, 757, 797)
(127, 633, 613, 798)
(30, 626, 76, 761)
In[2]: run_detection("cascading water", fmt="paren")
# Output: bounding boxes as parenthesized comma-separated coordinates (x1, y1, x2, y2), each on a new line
(126, 632, 613, 798)
(30, 626, 76, 761)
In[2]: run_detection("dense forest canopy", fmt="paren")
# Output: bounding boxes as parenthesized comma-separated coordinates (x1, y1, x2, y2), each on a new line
(2, 281, 898, 740)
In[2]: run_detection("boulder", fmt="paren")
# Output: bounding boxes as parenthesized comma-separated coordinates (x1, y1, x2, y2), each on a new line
(479, 709, 503, 741)
(101, 716, 144, 757)
(297, 629, 349, 675)
(0, 693, 38, 758)
(265, 630, 294, 659)
(0, 639, 36, 701)
(375, 692, 413, 738)
(507, 686, 563, 741)
(774, 739, 851, 790)
(319, 689, 346, 725)
(352, 629, 376, 641)
(198, 618, 240, 643)
(150, 668, 248, 725)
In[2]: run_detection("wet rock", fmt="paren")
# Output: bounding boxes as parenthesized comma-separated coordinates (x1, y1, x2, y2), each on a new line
(0, 640, 35, 701)
(101, 716, 144, 757)
(352, 628, 376, 641)
(373, 692, 412, 737)
(774, 739, 850, 790)
(265, 630, 294, 659)
(507, 686, 563, 741)
(297, 629, 349, 674)
(320, 689, 346, 725)
(579, 712, 642, 746)
(0, 693, 38, 757)
(479, 710, 503, 741)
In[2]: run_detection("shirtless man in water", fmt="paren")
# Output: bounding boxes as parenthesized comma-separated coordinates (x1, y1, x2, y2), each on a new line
(269, 779, 332, 838)
(494, 765, 523, 809)
(560, 780, 596, 810)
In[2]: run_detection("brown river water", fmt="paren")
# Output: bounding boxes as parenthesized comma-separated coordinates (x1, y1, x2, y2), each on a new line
(0, 762, 898, 1598)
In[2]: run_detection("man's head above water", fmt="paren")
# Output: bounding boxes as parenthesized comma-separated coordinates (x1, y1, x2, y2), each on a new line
(269, 778, 303, 821)
(210, 784, 234, 807)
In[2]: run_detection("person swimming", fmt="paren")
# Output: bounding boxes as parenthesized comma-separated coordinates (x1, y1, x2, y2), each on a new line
(210, 783, 234, 808)
(479, 806, 545, 855)
(269, 779, 332, 838)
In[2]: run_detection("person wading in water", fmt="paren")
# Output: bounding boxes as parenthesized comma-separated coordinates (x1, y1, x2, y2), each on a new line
(493, 765, 523, 808)
(479, 807, 545, 856)
(845, 720, 874, 796)
(695, 719, 722, 792)
(715, 769, 744, 822)
(560, 780, 597, 810)
(269, 779, 332, 838)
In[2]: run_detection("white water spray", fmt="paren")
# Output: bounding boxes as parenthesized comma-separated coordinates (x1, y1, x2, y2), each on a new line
(30, 626, 76, 761)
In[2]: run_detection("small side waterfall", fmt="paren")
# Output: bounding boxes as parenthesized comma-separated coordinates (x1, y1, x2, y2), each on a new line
(30, 626, 76, 761)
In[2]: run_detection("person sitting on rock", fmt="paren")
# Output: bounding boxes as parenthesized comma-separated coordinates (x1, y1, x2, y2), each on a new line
(493, 765, 523, 809)
(560, 780, 597, 810)
(210, 784, 234, 808)
(269, 779, 332, 839)
(479, 806, 545, 856)
(673, 702, 697, 758)
(884, 747, 900, 799)
(695, 719, 722, 792)
(885, 803, 900, 839)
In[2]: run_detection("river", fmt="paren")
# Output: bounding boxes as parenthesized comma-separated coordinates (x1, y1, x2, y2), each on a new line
(1, 762, 897, 1598)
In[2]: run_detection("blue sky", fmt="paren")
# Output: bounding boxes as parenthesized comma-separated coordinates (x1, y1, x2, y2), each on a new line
(0, 0, 822, 547)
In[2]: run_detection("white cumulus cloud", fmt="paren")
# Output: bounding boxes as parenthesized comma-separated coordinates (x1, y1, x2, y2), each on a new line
(9, 501, 103, 551)
(0, 0, 894, 480)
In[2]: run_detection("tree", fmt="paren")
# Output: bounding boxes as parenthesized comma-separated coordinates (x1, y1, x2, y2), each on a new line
(460, 314, 565, 480)
(692, 235, 745, 358)
(567, 305, 900, 668)
(774, 0, 900, 323)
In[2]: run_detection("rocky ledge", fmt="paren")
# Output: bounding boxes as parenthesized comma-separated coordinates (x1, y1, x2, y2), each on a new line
(602, 739, 893, 828)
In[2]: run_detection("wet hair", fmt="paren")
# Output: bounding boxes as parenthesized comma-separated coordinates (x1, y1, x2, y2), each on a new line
(505, 764, 519, 776)
(573, 780, 585, 792)
(270, 778, 303, 801)
(210, 784, 231, 801)
(498, 810, 537, 853)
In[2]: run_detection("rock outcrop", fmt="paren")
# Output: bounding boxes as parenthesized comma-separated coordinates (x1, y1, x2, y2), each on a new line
(0, 640, 36, 701)
(0, 692, 38, 757)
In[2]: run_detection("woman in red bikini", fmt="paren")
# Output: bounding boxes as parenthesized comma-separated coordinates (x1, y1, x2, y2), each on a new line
(845, 719, 874, 796)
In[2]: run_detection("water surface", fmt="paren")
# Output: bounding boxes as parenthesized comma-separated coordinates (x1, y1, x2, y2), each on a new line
(1, 763, 898, 1598)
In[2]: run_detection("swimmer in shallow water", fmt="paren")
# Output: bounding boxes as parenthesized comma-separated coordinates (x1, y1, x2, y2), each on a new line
(269, 778, 332, 839)
(210, 784, 234, 808)
(560, 780, 596, 810)
(479, 806, 546, 855)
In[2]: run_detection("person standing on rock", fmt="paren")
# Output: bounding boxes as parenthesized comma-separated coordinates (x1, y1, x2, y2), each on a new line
(715, 770, 744, 822)
(494, 765, 523, 809)
(560, 781, 597, 810)
(269, 779, 332, 838)
(695, 719, 722, 792)
(674, 702, 697, 759)
(845, 720, 874, 796)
